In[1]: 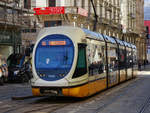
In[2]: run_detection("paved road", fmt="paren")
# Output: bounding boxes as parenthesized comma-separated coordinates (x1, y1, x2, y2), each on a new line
(54, 65, 150, 113)
(0, 83, 80, 113)
(0, 65, 150, 113)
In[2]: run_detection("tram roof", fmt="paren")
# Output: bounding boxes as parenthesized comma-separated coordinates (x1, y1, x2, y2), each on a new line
(82, 29, 104, 41)
(123, 41, 132, 48)
(115, 38, 124, 46)
(103, 35, 116, 44)
(130, 44, 136, 49)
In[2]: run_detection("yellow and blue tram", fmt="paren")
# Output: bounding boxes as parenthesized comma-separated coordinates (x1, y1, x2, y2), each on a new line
(31, 26, 138, 97)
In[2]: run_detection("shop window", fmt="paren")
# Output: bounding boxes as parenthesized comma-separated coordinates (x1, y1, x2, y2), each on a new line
(44, 21, 62, 27)
(22, 29, 36, 33)
(49, 0, 56, 7)
(24, 0, 31, 9)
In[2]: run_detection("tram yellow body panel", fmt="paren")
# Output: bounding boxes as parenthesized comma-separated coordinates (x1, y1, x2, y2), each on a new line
(133, 71, 138, 77)
(120, 75, 126, 82)
(32, 88, 41, 96)
(108, 79, 118, 87)
(120, 70, 126, 82)
(62, 78, 107, 97)
(62, 84, 89, 97)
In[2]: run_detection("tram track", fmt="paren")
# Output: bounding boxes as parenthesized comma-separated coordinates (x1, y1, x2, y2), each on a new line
(138, 96, 150, 113)
(1, 96, 82, 113)
(53, 77, 141, 113)
(2, 100, 69, 113)
(85, 77, 143, 113)
(0, 78, 141, 113)
(89, 76, 150, 113)
(23, 104, 69, 113)
(1, 74, 150, 113)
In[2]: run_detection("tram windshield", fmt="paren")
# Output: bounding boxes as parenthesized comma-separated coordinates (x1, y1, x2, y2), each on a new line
(35, 35, 74, 81)
(36, 47, 73, 69)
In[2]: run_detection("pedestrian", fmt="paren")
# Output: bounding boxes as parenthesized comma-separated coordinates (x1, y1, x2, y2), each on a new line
(144, 60, 146, 68)
(138, 60, 141, 71)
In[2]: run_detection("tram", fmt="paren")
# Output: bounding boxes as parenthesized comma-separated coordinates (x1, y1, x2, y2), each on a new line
(31, 26, 138, 97)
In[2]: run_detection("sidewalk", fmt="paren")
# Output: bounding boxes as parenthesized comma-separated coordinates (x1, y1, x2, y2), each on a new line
(138, 64, 150, 76)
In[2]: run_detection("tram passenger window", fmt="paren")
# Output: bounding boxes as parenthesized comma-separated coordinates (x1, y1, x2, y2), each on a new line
(72, 44, 87, 78)
(107, 47, 118, 72)
(128, 50, 133, 68)
(87, 44, 105, 76)
(118, 49, 126, 69)
(133, 50, 137, 65)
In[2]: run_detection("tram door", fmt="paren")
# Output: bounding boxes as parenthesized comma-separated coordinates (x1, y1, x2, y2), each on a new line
(107, 43, 119, 87)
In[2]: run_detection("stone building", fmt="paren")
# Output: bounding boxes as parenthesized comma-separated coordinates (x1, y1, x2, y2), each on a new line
(0, 0, 33, 59)
(35, 0, 122, 38)
(120, 0, 136, 42)
(33, 0, 146, 61)
(120, 0, 146, 62)
(136, 0, 146, 62)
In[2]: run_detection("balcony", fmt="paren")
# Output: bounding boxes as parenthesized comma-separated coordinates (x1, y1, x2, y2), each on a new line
(0, 13, 32, 28)
(0, 1, 33, 13)
(0, 1, 34, 28)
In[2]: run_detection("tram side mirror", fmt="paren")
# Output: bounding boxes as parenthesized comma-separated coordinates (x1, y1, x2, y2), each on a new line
(25, 48, 31, 56)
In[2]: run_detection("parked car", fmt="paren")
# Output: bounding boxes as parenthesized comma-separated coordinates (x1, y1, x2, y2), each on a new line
(7, 54, 30, 82)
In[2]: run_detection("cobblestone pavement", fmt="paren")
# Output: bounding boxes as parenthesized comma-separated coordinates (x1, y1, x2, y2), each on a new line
(0, 65, 150, 113)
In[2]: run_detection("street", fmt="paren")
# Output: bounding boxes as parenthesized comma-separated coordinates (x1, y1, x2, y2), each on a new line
(0, 65, 150, 113)
(0, 0, 148, 113)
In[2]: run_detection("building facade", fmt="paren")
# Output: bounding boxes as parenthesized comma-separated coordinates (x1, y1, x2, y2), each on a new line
(120, 0, 146, 62)
(136, 0, 146, 62)
(33, 0, 146, 62)
(0, 0, 33, 59)
(35, 0, 122, 38)
(144, 20, 150, 62)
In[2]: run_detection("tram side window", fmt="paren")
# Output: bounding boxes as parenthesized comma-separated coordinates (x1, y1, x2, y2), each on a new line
(119, 49, 126, 69)
(87, 44, 105, 76)
(107, 47, 118, 71)
(133, 50, 137, 65)
(126, 50, 132, 68)
(72, 44, 87, 78)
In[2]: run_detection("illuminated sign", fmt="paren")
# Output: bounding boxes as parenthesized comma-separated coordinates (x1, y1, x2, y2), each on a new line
(49, 41, 66, 46)
(34, 7, 65, 15)
(78, 8, 88, 17)
(42, 41, 46, 46)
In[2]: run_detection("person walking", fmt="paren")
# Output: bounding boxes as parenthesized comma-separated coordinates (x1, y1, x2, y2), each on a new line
(138, 60, 141, 71)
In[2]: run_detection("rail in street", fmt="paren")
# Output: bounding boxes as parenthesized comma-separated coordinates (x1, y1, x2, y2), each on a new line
(0, 65, 150, 113)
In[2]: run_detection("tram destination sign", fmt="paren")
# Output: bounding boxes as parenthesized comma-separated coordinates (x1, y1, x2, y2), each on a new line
(34, 7, 65, 15)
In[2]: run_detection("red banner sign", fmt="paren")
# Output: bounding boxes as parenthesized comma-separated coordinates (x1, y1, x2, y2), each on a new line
(34, 7, 65, 15)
